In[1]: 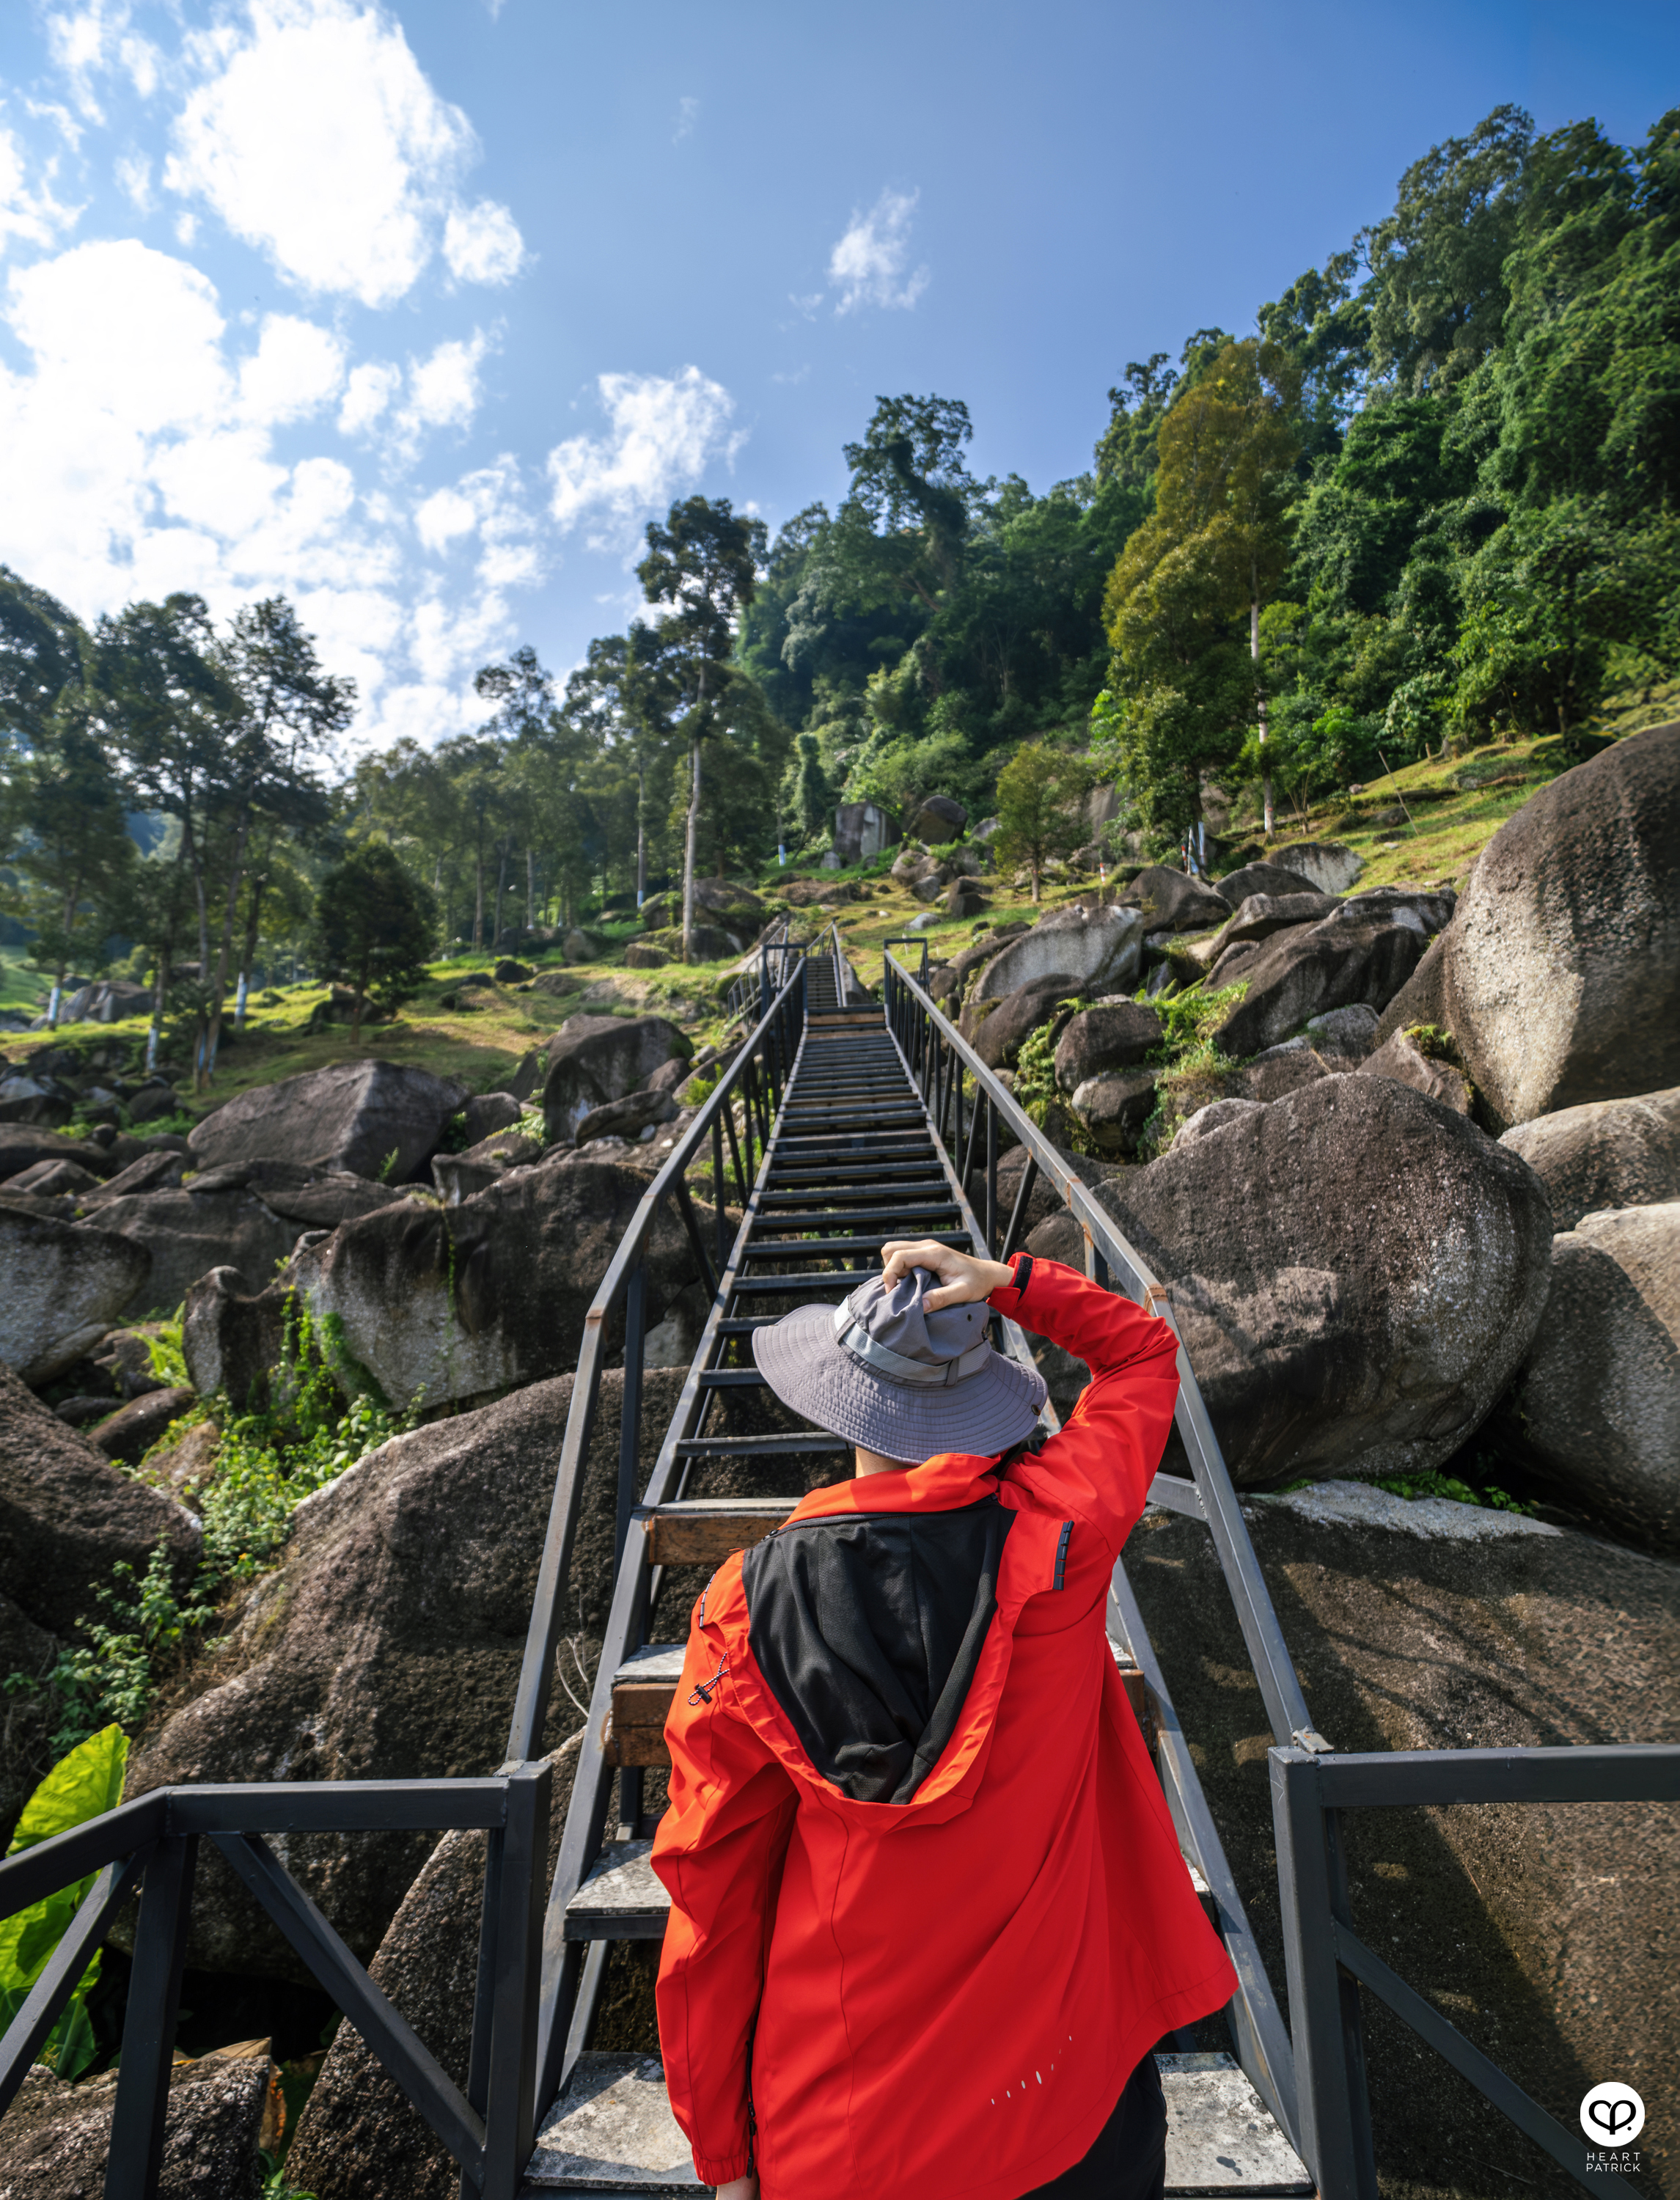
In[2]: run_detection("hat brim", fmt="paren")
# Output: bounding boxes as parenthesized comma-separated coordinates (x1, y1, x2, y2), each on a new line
(752, 1299, 1048, 1462)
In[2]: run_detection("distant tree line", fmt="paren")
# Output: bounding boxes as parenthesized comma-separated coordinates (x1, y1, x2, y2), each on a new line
(3, 101, 1674, 1033)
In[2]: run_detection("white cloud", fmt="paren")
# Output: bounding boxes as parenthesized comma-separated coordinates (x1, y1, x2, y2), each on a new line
(44, 3, 163, 117)
(338, 359, 400, 436)
(164, 0, 528, 308)
(548, 367, 742, 547)
(400, 331, 491, 437)
(828, 186, 928, 315)
(115, 150, 152, 210)
(0, 128, 78, 253)
(237, 312, 346, 425)
(0, 238, 534, 758)
(443, 199, 525, 285)
(673, 95, 699, 144)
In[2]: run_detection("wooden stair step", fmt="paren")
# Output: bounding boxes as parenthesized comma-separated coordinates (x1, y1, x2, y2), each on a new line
(521, 2053, 1311, 2193)
(641, 1498, 797, 1567)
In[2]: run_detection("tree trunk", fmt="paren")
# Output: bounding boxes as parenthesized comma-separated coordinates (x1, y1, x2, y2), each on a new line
(1251, 582, 1273, 840)
(636, 763, 647, 909)
(1030, 858, 1041, 904)
(526, 846, 535, 933)
(473, 848, 484, 950)
(201, 811, 249, 1088)
(493, 840, 510, 950)
(235, 871, 266, 1033)
(351, 975, 364, 1046)
(147, 944, 171, 1076)
(682, 739, 703, 963)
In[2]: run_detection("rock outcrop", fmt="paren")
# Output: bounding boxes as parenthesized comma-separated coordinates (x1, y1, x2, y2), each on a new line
(1490, 1202, 1679, 1549)
(970, 906, 1145, 1002)
(87, 1187, 302, 1321)
(1211, 859, 1321, 904)
(1053, 1002, 1162, 1091)
(967, 977, 1084, 1070)
(285, 1734, 585, 2200)
(1358, 1027, 1473, 1115)
(183, 1156, 711, 1412)
(1263, 839, 1363, 894)
(123, 1370, 683, 1978)
(1440, 722, 1680, 1130)
(0, 1366, 200, 1637)
(1128, 1494, 1676, 2193)
(542, 1016, 691, 1144)
(187, 1060, 469, 1182)
(0, 2054, 274, 2199)
(1123, 866, 1231, 933)
(0, 1207, 151, 1385)
(1499, 1085, 1680, 1231)
(1209, 901, 1433, 1059)
(1056, 1077, 1553, 1485)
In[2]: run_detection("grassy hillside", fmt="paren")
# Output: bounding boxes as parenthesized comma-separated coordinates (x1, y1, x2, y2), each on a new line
(2, 722, 1658, 1119)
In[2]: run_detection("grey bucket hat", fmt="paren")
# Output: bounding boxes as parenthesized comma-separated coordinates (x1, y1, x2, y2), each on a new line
(752, 1266, 1049, 1462)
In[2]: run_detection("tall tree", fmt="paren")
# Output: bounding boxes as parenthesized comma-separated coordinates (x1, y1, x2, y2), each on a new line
(309, 843, 438, 1045)
(637, 496, 767, 961)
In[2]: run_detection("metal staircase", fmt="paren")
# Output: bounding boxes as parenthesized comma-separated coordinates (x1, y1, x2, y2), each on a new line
(518, 934, 1310, 2195)
(3, 923, 1670, 2200)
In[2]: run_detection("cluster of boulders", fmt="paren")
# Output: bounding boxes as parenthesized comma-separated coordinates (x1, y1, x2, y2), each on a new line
(0, 1037, 184, 1132)
(987, 725, 1679, 1551)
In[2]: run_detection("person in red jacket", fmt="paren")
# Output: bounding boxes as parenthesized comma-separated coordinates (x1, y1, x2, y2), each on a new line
(651, 1238, 1238, 2200)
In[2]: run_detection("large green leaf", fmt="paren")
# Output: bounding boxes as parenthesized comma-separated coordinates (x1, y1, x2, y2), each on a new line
(0, 1725, 129, 2077)
(7, 1723, 128, 1856)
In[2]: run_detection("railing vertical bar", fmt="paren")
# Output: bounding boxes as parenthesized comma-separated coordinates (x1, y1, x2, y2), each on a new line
(985, 1096, 997, 1258)
(711, 1111, 727, 1275)
(105, 1834, 198, 2200)
(1270, 1750, 1378, 2200)
(999, 1151, 1038, 1264)
(480, 1761, 552, 2200)
(616, 1260, 647, 1570)
(458, 1822, 505, 2200)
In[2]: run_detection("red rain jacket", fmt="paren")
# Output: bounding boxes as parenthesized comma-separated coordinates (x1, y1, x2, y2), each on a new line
(652, 1255, 1237, 2198)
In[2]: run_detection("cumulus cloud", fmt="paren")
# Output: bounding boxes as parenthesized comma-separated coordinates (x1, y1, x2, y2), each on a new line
(164, 0, 527, 308)
(0, 237, 532, 757)
(548, 367, 742, 549)
(443, 199, 525, 285)
(828, 186, 928, 314)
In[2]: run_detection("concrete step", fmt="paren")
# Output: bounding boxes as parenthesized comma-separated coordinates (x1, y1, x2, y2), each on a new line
(519, 2052, 1312, 2193)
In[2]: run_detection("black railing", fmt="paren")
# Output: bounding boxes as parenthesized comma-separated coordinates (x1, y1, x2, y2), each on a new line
(0, 1773, 549, 2200)
(883, 945, 1676, 2195)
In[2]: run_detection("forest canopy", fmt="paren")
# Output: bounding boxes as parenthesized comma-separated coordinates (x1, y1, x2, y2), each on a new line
(3, 100, 1676, 1017)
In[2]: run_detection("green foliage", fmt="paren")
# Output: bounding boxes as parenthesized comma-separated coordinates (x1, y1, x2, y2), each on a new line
(143, 1316, 190, 1390)
(991, 742, 1090, 899)
(1376, 1467, 1537, 1515)
(0, 1726, 129, 2080)
(309, 842, 439, 1037)
(1011, 1004, 1085, 1130)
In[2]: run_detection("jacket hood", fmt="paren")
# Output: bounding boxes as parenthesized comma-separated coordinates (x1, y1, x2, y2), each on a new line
(726, 1462, 1072, 1823)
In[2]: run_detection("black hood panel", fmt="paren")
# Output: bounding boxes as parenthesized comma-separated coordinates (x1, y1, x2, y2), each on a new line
(741, 1498, 1014, 1805)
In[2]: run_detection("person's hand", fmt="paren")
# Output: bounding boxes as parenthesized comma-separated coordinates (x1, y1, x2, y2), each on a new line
(880, 1239, 1014, 1310)
(714, 2178, 758, 2200)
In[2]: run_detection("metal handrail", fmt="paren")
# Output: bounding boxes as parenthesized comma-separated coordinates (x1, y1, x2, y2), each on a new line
(1272, 1744, 1680, 2197)
(884, 945, 1676, 2196)
(881, 947, 1318, 1749)
(0, 1773, 549, 2200)
(506, 947, 810, 1767)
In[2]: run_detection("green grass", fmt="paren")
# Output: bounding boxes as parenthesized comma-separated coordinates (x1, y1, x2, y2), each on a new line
(0, 947, 48, 1018)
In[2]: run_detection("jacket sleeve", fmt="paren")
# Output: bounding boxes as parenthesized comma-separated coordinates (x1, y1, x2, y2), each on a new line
(988, 1252, 1181, 1560)
(651, 1582, 799, 2187)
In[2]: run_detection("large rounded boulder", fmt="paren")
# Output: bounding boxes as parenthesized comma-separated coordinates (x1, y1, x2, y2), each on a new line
(188, 1060, 469, 1181)
(969, 905, 1145, 1003)
(1065, 1078, 1554, 1486)
(542, 1014, 692, 1144)
(183, 1155, 713, 1412)
(1498, 1085, 1680, 1231)
(1489, 1202, 1679, 1550)
(1441, 722, 1680, 1131)
(0, 1206, 151, 1384)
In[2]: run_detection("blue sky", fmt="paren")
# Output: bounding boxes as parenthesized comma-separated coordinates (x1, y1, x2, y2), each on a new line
(0, 0, 1674, 759)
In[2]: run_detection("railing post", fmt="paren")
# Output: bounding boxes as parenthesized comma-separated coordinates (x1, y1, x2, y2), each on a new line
(711, 1110, 727, 1276)
(481, 1760, 554, 2200)
(617, 1258, 647, 1569)
(985, 1097, 997, 1258)
(106, 1833, 197, 2200)
(1270, 1750, 1377, 2200)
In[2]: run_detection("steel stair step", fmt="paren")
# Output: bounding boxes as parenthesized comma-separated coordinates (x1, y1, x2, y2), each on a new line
(521, 2052, 1310, 2193)
(741, 1231, 971, 1261)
